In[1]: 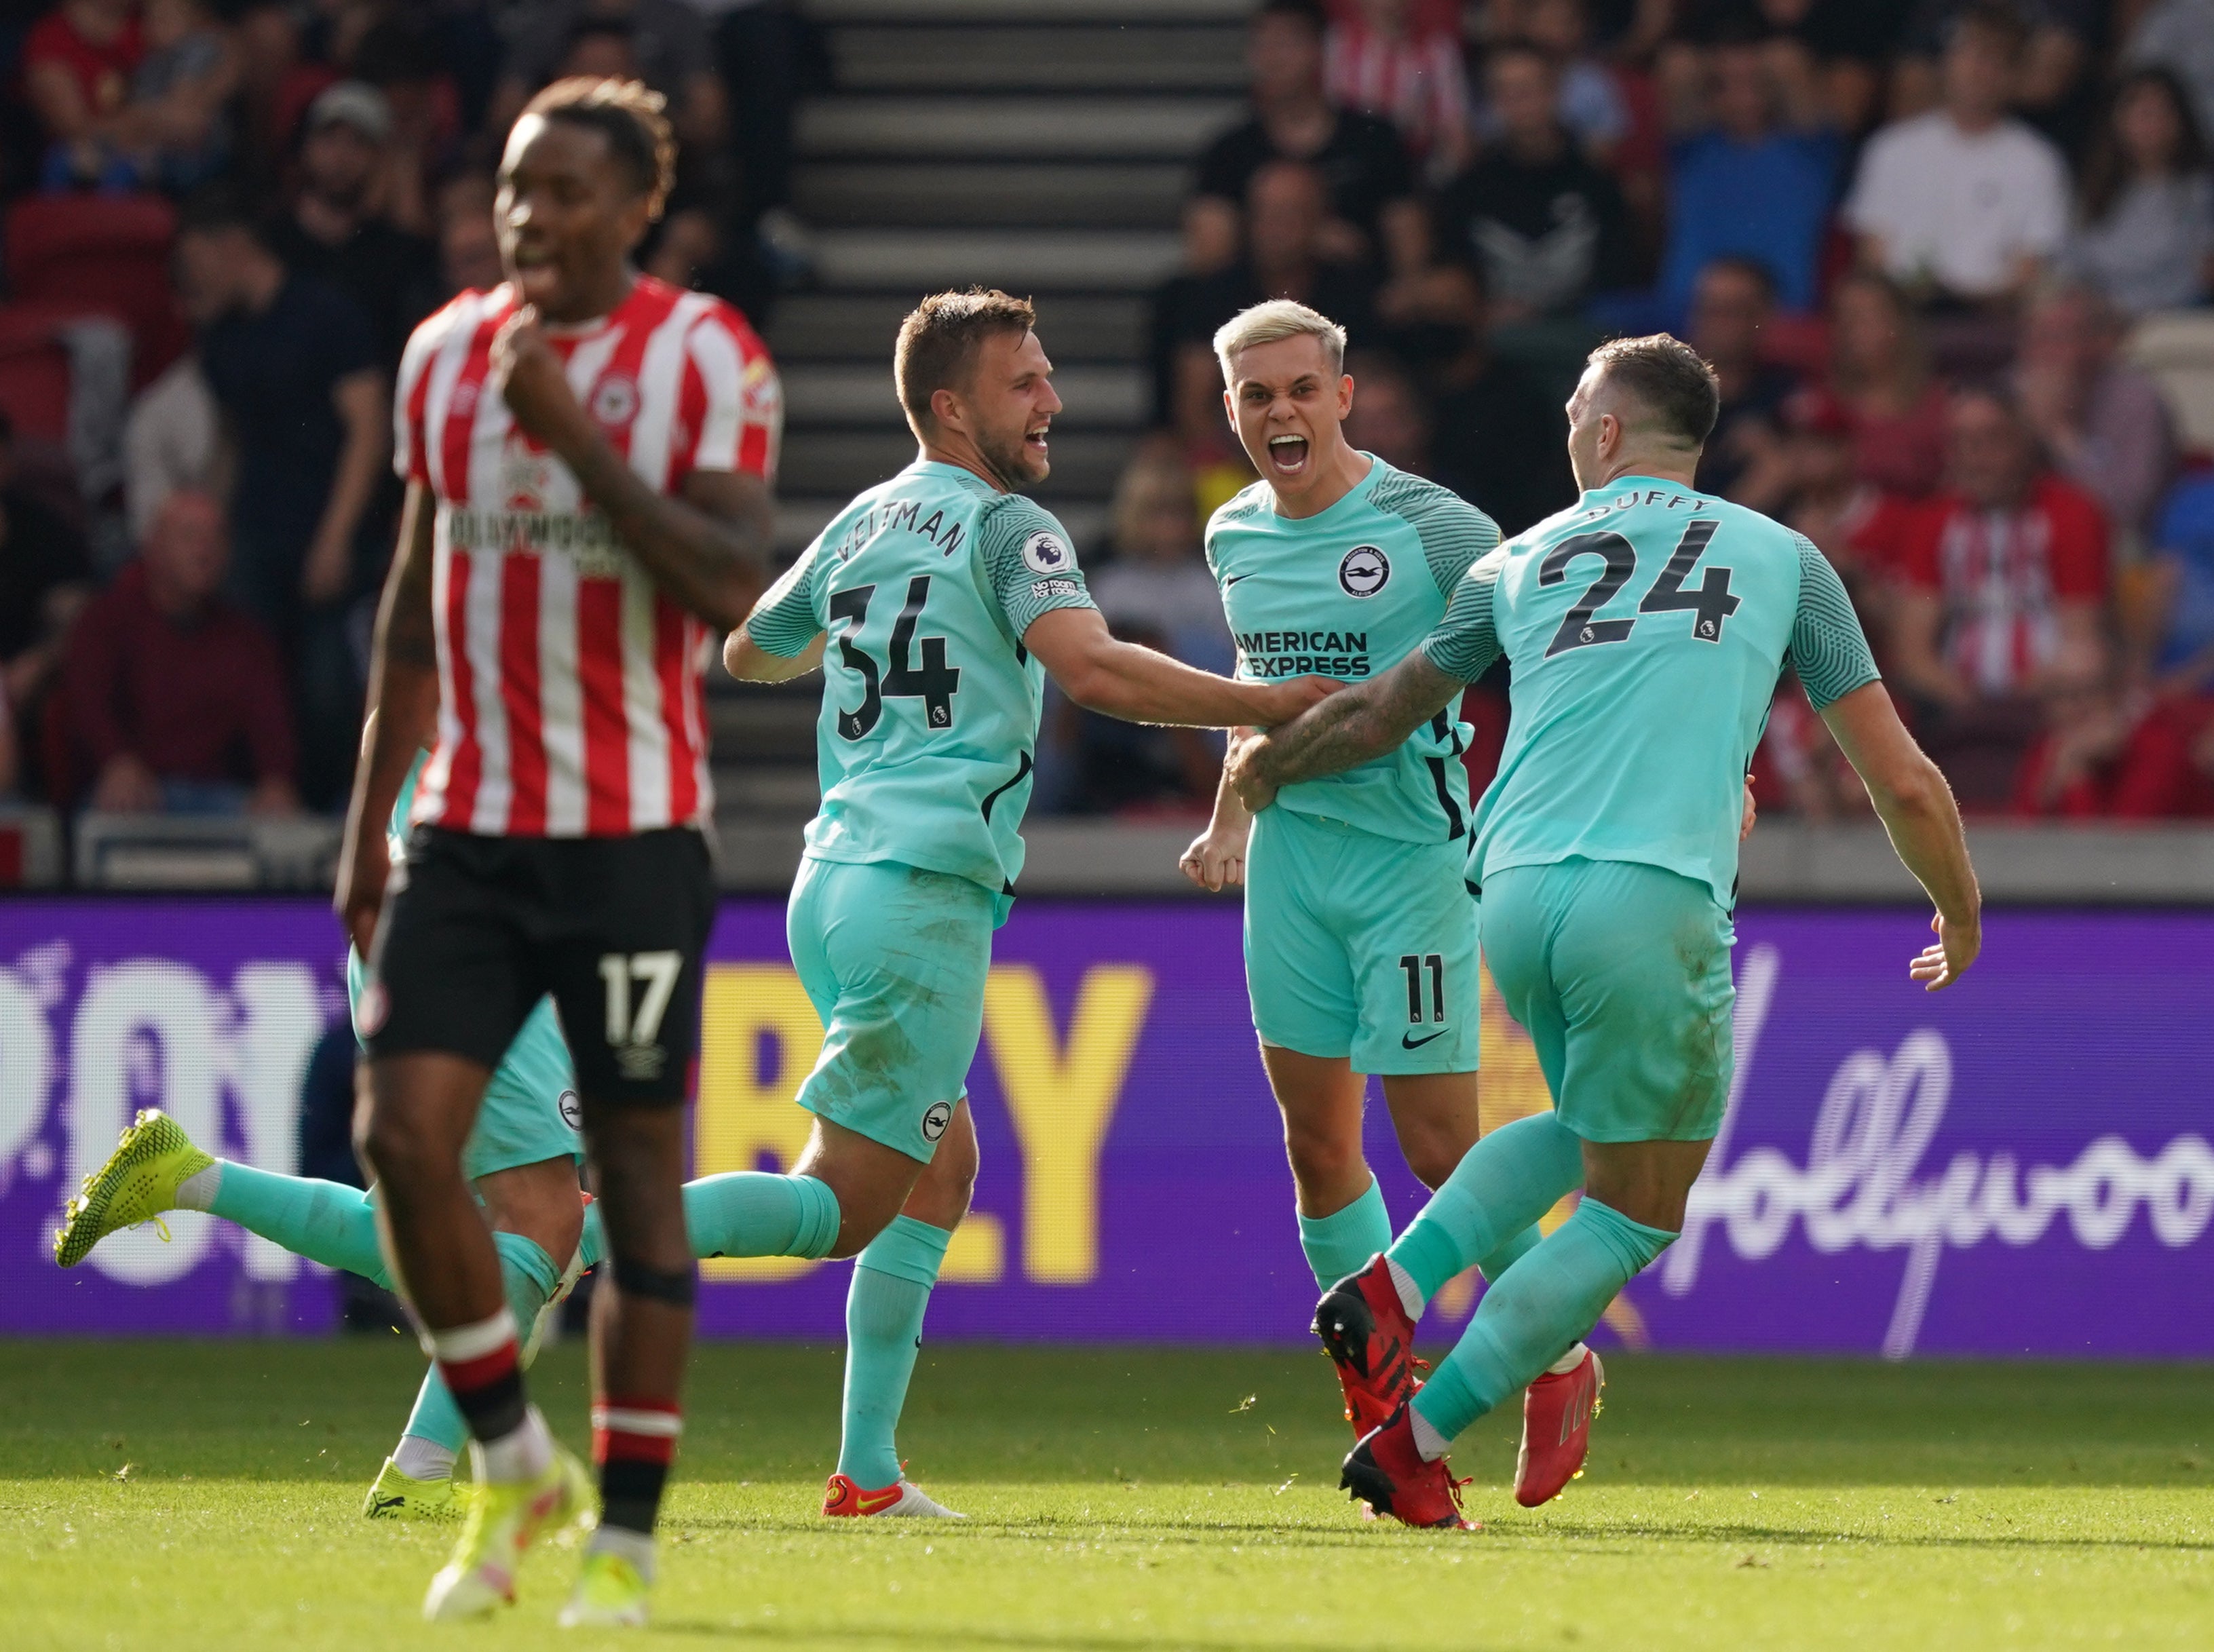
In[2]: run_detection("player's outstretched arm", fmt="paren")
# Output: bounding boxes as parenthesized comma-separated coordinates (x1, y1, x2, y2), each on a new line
(1226, 651, 1464, 811)
(335, 484, 440, 957)
(723, 626, 826, 684)
(1023, 607, 1333, 729)
(493, 313, 774, 630)
(1819, 680, 1982, 991)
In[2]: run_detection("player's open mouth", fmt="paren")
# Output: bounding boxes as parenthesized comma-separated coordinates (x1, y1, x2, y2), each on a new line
(1267, 434, 1310, 475)
(1025, 423, 1050, 455)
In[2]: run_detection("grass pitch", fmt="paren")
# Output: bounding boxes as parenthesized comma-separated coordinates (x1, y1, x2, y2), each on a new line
(2, 1339, 2208, 1651)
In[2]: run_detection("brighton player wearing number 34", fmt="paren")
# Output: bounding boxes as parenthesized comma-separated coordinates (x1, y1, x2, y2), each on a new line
(721, 289, 1335, 1514)
(1229, 333, 1981, 1527)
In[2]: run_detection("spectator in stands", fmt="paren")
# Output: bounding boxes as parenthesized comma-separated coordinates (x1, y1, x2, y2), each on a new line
(228, 0, 335, 199)
(1432, 40, 1635, 324)
(1809, 270, 1952, 497)
(1892, 0, 2098, 145)
(709, 0, 818, 258)
(174, 189, 386, 810)
(1325, 0, 1470, 175)
(491, 0, 725, 153)
(1892, 385, 2110, 804)
(22, 0, 143, 189)
(1090, 448, 1234, 675)
(2135, 469, 2214, 697)
(0, 414, 94, 767)
(125, 0, 236, 193)
(436, 170, 502, 296)
(1687, 256, 1802, 507)
(263, 82, 443, 374)
(1772, 392, 1920, 637)
(2122, 0, 2214, 153)
(1422, 265, 1576, 535)
(1187, 0, 1426, 280)
(1843, 4, 2069, 309)
(1054, 450, 1228, 816)
(345, 17, 468, 242)
(1666, 0, 1907, 137)
(1153, 161, 1381, 425)
(1474, 0, 1630, 160)
(123, 356, 227, 547)
(1341, 349, 1434, 476)
(1654, 28, 1840, 330)
(2063, 68, 2214, 318)
(2014, 282, 2177, 548)
(61, 490, 297, 816)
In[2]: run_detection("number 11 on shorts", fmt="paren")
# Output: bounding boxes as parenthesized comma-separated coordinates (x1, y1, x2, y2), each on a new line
(1399, 953, 1446, 1024)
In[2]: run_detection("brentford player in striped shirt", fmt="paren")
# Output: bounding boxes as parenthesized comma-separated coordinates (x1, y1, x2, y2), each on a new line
(333, 78, 778, 1628)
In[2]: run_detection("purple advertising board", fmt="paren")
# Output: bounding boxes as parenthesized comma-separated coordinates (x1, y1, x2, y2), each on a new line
(0, 898, 2208, 1357)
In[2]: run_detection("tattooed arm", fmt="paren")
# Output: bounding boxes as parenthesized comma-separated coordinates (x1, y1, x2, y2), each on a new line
(1224, 653, 1466, 810)
(335, 483, 441, 957)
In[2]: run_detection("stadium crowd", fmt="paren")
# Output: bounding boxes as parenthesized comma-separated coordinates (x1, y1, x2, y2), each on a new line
(1107, 0, 2214, 823)
(0, 0, 2210, 835)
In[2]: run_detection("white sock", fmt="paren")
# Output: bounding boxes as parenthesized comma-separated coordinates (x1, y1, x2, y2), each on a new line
(173, 1162, 223, 1212)
(471, 1403, 552, 1484)
(392, 1434, 457, 1482)
(1408, 1406, 1453, 1462)
(1547, 1343, 1590, 1377)
(1385, 1256, 1424, 1320)
(587, 1522, 657, 1583)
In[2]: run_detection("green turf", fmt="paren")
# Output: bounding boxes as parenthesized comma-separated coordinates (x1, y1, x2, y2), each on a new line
(3, 1339, 2209, 1650)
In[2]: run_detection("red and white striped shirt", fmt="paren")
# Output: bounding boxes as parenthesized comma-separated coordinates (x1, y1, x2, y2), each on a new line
(394, 275, 782, 838)
(1324, 22, 1469, 162)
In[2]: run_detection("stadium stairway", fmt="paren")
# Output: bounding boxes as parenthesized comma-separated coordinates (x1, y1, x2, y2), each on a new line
(710, 0, 1248, 827)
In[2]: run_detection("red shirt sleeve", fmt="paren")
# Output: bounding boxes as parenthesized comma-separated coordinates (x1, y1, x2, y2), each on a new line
(2038, 478, 2110, 602)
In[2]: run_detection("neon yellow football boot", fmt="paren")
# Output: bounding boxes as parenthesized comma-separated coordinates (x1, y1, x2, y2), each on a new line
(421, 1434, 592, 1621)
(54, 1109, 215, 1267)
(363, 1457, 460, 1522)
(558, 1547, 652, 1630)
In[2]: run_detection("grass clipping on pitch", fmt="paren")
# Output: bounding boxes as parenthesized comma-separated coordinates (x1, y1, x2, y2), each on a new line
(2, 1339, 2208, 1650)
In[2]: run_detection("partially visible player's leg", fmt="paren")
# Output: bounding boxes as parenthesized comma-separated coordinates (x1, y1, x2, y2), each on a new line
(1390, 860, 1733, 1503)
(1259, 1045, 1392, 1290)
(828, 1100, 973, 1518)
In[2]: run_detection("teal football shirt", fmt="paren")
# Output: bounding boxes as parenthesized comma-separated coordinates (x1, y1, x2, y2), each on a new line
(746, 459, 1098, 896)
(1422, 476, 1879, 905)
(1207, 456, 1500, 843)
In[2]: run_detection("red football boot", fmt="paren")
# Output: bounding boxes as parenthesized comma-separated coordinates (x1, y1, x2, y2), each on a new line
(1514, 1347, 1604, 1507)
(1340, 1404, 1475, 1531)
(1312, 1255, 1421, 1436)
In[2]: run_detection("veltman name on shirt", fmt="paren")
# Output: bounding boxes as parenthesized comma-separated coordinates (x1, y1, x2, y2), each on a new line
(1235, 629, 1371, 678)
(833, 496, 967, 562)
(445, 507, 626, 577)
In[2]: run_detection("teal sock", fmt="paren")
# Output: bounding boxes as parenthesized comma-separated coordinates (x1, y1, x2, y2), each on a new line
(397, 1231, 562, 1464)
(1474, 1223, 1544, 1284)
(836, 1215, 953, 1488)
(204, 1161, 393, 1288)
(1297, 1175, 1392, 1292)
(1412, 1197, 1676, 1443)
(1388, 1113, 1586, 1305)
(681, 1171, 841, 1261)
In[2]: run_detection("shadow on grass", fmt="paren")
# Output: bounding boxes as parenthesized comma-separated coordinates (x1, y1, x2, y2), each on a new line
(651, 1619, 1496, 1652)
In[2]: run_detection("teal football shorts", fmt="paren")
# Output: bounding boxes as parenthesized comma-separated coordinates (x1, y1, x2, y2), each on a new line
(785, 856, 994, 1164)
(1243, 805, 1481, 1075)
(347, 951, 582, 1182)
(1478, 856, 1736, 1143)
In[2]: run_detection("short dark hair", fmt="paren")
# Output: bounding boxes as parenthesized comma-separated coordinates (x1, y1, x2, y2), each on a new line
(1586, 334, 1721, 448)
(519, 77, 675, 219)
(1947, 1, 2028, 58)
(1255, 0, 1328, 38)
(895, 288, 1038, 429)
(1698, 254, 1778, 302)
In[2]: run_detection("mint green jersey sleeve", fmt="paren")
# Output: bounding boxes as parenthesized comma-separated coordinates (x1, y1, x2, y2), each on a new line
(1419, 549, 1506, 683)
(745, 540, 824, 658)
(978, 494, 1097, 637)
(1788, 535, 1881, 710)
(1368, 469, 1502, 594)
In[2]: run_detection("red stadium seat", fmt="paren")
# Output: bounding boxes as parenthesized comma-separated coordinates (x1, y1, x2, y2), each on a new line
(4, 194, 187, 383)
(0, 302, 83, 444)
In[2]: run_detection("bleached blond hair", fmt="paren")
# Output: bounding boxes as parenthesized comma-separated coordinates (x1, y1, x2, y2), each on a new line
(1212, 299, 1348, 383)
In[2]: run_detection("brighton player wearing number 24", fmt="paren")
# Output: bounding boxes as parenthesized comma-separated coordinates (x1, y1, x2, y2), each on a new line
(1230, 333, 1981, 1528)
(723, 289, 1335, 1516)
